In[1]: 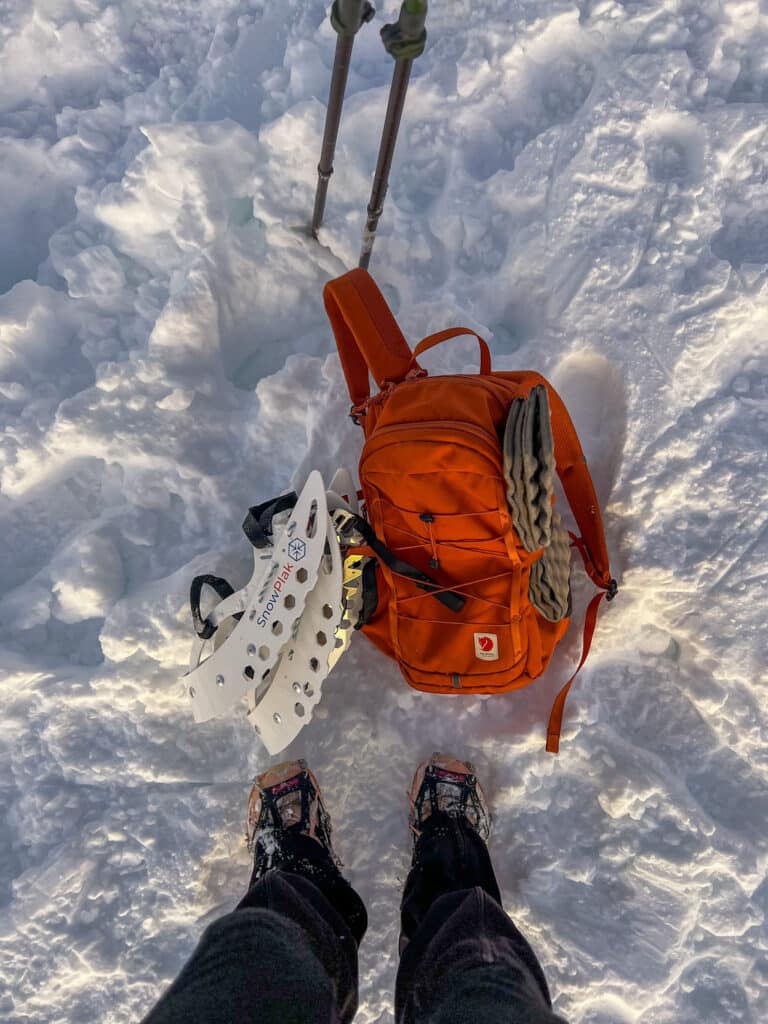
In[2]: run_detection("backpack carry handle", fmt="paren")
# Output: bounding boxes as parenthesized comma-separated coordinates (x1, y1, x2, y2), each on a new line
(414, 328, 492, 375)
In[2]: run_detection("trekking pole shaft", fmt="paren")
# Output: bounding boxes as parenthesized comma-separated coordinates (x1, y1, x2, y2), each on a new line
(358, 0, 427, 269)
(312, 33, 355, 237)
(311, 1, 374, 237)
(358, 58, 412, 270)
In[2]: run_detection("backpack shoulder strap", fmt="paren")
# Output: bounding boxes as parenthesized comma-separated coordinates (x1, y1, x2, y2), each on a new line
(323, 269, 421, 407)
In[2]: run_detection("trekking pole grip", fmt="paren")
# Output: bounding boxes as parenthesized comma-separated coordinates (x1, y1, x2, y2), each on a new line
(332, 0, 375, 37)
(414, 328, 492, 375)
(381, 0, 428, 59)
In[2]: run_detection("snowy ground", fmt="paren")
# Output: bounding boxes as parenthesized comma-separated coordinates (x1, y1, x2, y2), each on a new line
(1, 0, 767, 1021)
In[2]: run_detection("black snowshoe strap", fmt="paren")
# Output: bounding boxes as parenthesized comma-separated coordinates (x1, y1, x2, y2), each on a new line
(242, 491, 298, 548)
(190, 574, 237, 640)
(358, 559, 379, 628)
(191, 491, 298, 641)
(341, 513, 465, 614)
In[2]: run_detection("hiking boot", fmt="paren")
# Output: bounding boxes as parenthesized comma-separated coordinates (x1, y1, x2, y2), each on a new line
(246, 759, 338, 876)
(408, 752, 492, 843)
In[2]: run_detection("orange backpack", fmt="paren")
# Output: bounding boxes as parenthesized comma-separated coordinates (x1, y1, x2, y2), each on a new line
(323, 269, 617, 752)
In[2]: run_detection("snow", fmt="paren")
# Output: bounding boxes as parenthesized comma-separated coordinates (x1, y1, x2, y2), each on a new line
(0, 0, 766, 1021)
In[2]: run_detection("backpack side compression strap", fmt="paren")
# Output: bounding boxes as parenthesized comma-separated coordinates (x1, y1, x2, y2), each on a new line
(323, 269, 421, 407)
(547, 382, 615, 592)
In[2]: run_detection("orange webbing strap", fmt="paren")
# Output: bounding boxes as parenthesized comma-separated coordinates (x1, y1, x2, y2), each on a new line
(547, 384, 613, 589)
(546, 590, 605, 753)
(323, 269, 420, 408)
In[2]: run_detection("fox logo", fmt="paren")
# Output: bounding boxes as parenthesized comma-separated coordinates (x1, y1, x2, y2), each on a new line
(474, 633, 499, 661)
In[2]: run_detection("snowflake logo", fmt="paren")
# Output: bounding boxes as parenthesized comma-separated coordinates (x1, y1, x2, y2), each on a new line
(288, 538, 307, 562)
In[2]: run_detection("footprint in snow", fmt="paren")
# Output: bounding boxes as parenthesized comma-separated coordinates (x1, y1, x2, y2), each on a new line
(642, 113, 706, 187)
(461, 54, 596, 182)
(711, 126, 768, 269)
(711, 208, 768, 269)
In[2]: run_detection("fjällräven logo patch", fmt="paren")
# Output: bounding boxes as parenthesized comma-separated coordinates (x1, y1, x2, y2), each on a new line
(474, 633, 498, 661)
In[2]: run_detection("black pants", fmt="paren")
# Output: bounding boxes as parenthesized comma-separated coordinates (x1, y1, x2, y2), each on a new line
(142, 813, 567, 1024)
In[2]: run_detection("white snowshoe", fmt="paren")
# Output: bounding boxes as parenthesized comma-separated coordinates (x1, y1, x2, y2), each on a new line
(185, 470, 367, 754)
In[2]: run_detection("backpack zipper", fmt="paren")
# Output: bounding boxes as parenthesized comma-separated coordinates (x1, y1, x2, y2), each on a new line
(391, 373, 512, 412)
(361, 419, 503, 470)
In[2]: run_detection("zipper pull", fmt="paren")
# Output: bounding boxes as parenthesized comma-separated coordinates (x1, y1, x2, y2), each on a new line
(420, 513, 440, 569)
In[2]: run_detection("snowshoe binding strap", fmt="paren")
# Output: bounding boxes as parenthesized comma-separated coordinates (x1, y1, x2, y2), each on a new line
(242, 492, 299, 549)
(190, 574, 237, 640)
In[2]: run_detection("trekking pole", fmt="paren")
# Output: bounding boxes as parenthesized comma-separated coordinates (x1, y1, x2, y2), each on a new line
(311, 0, 375, 237)
(358, 0, 428, 270)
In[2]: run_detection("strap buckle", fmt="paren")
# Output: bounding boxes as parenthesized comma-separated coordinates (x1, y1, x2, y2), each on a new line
(331, 508, 364, 545)
(404, 367, 428, 382)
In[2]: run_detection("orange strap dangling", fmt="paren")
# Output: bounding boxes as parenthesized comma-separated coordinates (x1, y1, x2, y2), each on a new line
(546, 590, 605, 753)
